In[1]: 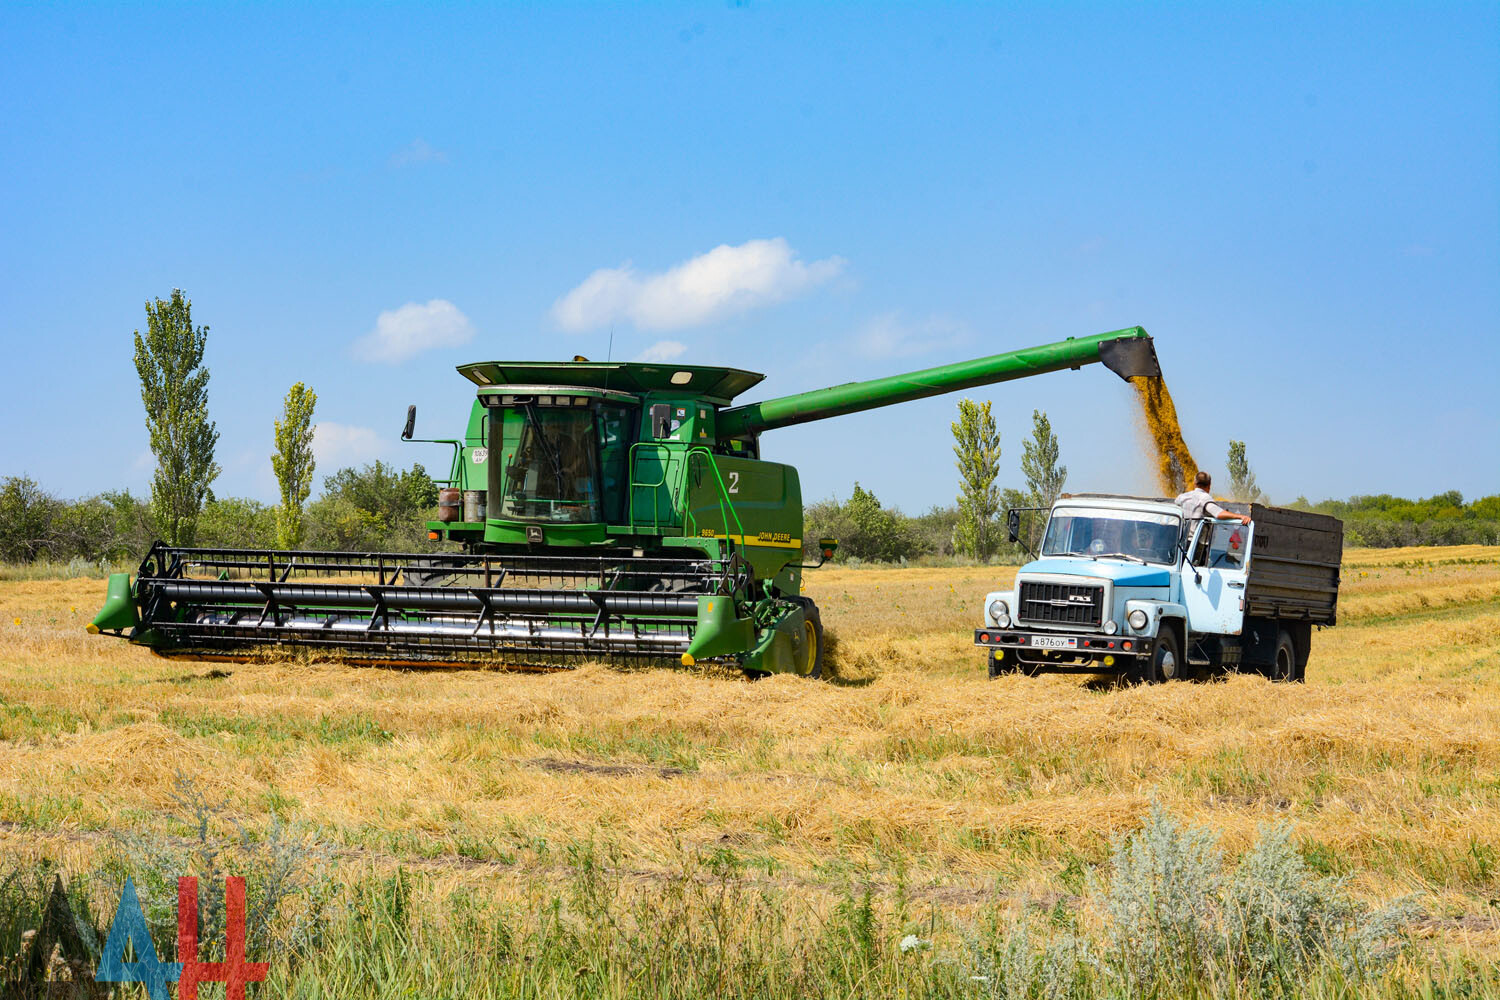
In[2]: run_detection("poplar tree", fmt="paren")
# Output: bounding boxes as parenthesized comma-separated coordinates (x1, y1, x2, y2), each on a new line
(1021, 409, 1068, 510)
(1227, 440, 1265, 503)
(272, 382, 318, 549)
(133, 290, 219, 545)
(951, 398, 1002, 559)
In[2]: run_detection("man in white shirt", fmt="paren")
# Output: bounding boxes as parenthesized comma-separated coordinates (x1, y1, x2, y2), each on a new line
(1176, 471, 1252, 525)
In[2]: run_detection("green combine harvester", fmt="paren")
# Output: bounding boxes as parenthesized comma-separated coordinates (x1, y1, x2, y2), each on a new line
(90, 327, 1161, 677)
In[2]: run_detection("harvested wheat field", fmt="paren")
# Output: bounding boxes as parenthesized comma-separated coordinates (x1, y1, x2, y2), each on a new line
(1, 546, 1499, 989)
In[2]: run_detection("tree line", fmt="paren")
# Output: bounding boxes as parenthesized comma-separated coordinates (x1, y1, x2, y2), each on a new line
(805, 399, 1499, 563)
(0, 465, 441, 566)
(1286, 491, 1500, 548)
(0, 290, 439, 566)
(2, 290, 1495, 566)
(804, 406, 1070, 563)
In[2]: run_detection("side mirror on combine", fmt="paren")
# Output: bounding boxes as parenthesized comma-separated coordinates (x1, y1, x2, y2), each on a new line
(649, 403, 672, 439)
(402, 405, 416, 441)
(1006, 509, 1021, 544)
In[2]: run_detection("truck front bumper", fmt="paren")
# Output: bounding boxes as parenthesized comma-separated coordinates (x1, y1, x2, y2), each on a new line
(973, 627, 1154, 672)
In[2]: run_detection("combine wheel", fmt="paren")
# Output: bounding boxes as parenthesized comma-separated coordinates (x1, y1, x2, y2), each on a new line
(405, 556, 467, 588)
(1270, 629, 1301, 683)
(792, 599, 824, 680)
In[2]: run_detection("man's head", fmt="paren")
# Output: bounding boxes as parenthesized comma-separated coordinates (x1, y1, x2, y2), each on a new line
(1194, 471, 1212, 491)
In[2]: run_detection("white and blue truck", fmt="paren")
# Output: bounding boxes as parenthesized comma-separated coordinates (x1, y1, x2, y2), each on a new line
(974, 494, 1343, 683)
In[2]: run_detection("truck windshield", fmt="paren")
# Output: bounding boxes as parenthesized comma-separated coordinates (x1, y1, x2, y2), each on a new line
(1042, 508, 1181, 565)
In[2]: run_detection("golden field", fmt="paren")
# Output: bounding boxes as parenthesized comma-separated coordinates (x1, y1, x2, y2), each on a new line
(1, 545, 1497, 953)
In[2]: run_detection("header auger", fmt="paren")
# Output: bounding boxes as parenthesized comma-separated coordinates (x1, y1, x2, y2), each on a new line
(91, 326, 1161, 676)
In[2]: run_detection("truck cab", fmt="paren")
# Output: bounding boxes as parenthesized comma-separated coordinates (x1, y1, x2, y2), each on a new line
(973, 494, 1342, 683)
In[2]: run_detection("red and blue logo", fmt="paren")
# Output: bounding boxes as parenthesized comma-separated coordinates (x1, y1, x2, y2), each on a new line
(97, 876, 268, 999)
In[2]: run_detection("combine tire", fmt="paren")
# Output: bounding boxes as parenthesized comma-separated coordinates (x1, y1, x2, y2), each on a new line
(793, 599, 824, 680)
(1270, 629, 1301, 683)
(1130, 628, 1181, 685)
(404, 556, 468, 588)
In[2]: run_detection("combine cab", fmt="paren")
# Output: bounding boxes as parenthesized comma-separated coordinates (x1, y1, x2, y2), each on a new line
(91, 327, 1162, 676)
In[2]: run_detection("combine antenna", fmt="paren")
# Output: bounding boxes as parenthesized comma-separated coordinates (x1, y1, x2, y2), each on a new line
(604, 326, 614, 393)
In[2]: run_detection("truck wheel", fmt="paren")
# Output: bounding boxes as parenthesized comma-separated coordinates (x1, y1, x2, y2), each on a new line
(1270, 629, 1300, 683)
(792, 599, 824, 680)
(1131, 629, 1180, 685)
(987, 649, 1016, 679)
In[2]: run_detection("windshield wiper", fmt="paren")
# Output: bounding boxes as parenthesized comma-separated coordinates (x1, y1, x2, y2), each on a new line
(522, 401, 567, 489)
(1096, 552, 1147, 564)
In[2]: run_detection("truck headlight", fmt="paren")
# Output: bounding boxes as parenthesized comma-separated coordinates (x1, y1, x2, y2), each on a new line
(1128, 609, 1149, 631)
(1103, 619, 1118, 634)
(988, 600, 1009, 626)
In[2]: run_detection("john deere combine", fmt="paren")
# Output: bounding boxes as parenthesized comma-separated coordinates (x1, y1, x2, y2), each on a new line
(90, 327, 1161, 676)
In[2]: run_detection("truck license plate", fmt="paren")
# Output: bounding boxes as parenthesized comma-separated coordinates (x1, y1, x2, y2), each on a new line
(1030, 635, 1076, 650)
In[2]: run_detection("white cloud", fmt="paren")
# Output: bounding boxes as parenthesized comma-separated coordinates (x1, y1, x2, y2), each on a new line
(312, 422, 384, 470)
(633, 340, 687, 362)
(352, 299, 474, 363)
(390, 138, 449, 167)
(852, 313, 971, 360)
(551, 238, 845, 332)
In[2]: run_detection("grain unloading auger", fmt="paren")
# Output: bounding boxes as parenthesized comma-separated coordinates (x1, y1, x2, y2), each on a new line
(90, 327, 1161, 676)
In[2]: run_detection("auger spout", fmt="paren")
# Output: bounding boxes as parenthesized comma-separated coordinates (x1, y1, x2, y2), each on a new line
(717, 327, 1158, 439)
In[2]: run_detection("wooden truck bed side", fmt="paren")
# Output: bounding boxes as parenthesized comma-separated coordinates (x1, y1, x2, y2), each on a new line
(1230, 504, 1344, 625)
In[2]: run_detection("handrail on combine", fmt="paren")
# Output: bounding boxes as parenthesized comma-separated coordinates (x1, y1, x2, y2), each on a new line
(401, 437, 464, 489)
(682, 448, 747, 553)
(626, 442, 678, 534)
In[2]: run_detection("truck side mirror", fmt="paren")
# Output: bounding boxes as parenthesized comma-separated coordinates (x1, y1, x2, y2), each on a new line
(1006, 509, 1021, 544)
(402, 405, 417, 441)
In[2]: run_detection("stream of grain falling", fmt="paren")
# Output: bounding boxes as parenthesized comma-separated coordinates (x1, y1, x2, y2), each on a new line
(1130, 376, 1199, 496)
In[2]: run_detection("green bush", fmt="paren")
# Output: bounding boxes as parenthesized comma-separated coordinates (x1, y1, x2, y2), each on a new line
(803, 483, 928, 563)
(195, 496, 278, 549)
(304, 461, 440, 552)
(1291, 491, 1500, 547)
(0, 477, 60, 563)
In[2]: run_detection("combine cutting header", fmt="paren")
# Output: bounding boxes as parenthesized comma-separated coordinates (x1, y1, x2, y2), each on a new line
(91, 327, 1161, 677)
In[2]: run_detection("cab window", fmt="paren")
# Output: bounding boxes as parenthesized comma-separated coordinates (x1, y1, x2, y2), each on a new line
(1194, 522, 1250, 569)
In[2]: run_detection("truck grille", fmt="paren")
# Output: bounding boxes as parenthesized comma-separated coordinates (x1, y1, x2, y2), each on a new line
(1018, 581, 1104, 627)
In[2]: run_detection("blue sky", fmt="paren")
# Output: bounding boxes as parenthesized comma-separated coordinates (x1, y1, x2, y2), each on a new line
(2, 2, 1496, 513)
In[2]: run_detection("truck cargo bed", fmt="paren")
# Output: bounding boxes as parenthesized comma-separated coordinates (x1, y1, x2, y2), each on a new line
(1227, 504, 1343, 625)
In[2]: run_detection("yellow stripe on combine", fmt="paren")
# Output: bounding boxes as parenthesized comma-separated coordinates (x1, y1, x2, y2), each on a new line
(699, 532, 803, 550)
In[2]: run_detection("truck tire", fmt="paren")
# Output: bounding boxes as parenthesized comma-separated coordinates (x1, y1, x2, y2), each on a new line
(1131, 628, 1181, 685)
(987, 649, 1017, 679)
(1270, 628, 1301, 683)
(792, 599, 824, 680)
